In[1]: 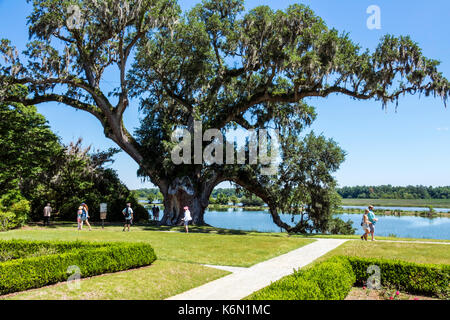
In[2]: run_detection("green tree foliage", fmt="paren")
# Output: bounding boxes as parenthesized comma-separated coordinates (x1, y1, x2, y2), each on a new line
(0, 92, 63, 200)
(0, 191, 31, 231)
(134, 188, 163, 203)
(215, 193, 229, 205)
(1, 0, 449, 232)
(337, 185, 450, 199)
(33, 139, 146, 222)
(0, 97, 145, 224)
(229, 195, 239, 205)
(240, 195, 265, 207)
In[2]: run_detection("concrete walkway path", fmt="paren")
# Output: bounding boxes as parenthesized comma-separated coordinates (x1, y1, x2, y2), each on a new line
(166, 238, 348, 300)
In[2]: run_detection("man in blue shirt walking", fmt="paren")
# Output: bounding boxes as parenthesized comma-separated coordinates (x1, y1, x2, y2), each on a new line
(368, 205, 378, 241)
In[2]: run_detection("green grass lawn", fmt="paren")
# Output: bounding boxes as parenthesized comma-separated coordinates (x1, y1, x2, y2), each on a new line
(341, 198, 450, 208)
(0, 224, 314, 267)
(1, 223, 448, 300)
(1, 260, 229, 300)
(311, 240, 450, 266)
(0, 223, 313, 300)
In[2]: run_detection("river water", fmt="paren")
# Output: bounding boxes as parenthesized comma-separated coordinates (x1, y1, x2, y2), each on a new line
(201, 209, 450, 240)
(145, 205, 450, 240)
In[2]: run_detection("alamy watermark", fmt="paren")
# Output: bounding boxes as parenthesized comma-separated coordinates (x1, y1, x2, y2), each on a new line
(367, 5, 381, 30)
(366, 264, 381, 289)
(170, 121, 280, 176)
(66, 265, 81, 290)
(67, 5, 85, 30)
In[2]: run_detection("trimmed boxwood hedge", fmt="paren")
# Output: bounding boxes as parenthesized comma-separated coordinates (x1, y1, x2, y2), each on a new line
(0, 240, 157, 295)
(249, 256, 449, 300)
(249, 257, 355, 300)
(348, 256, 449, 299)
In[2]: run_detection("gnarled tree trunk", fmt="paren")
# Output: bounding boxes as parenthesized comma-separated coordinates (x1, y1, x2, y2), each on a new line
(159, 176, 210, 226)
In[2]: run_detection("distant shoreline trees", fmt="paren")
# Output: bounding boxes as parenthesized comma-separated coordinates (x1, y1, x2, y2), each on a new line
(336, 185, 450, 200)
(135, 185, 450, 204)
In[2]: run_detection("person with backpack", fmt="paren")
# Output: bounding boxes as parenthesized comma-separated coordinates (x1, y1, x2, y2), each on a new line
(182, 206, 192, 233)
(122, 203, 134, 231)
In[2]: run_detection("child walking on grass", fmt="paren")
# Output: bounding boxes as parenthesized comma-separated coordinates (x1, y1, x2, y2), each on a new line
(182, 206, 192, 233)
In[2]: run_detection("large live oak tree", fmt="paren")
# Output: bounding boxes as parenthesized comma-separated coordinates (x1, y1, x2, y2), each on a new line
(1, 0, 449, 231)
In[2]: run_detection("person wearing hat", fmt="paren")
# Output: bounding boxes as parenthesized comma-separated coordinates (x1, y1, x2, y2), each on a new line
(182, 206, 192, 233)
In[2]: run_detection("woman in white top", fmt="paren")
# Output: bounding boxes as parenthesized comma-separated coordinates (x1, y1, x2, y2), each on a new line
(360, 209, 370, 241)
(182, 206, 192, 233)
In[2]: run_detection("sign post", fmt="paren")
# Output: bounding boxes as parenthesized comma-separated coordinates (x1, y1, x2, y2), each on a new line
(100, 203, 107, 229)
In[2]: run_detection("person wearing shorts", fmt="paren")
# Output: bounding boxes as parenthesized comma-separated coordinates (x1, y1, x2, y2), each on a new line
(77, 206, 83, 230)
(360, 209, 370, 241)
(122, 203, 133, 232)
(79, 203, 92, 231)
(368, 205, 378, 241)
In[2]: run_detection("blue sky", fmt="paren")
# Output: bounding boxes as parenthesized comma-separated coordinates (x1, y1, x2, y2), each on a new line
(1, 0, 449, 189)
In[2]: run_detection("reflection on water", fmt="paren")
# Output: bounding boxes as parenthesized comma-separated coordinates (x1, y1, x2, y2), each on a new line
(202, 209, 450, 240)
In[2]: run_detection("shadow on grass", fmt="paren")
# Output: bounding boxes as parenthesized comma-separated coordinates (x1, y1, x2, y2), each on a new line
(141, 225, 251, 235)
(23, 220, 289, 238)
(140, 221, 290, 236)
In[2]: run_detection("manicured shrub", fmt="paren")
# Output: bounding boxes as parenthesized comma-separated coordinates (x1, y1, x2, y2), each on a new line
(0, 211, 15, 232)
(301, 257, 356, 300)
(347, 256, 449, 299)
(0, 240, 157, 295)
(249, 256, 355, 300)
(0, 191, 31, 230)
(250, 276, 323, 300)
(249, 255, 449, 300)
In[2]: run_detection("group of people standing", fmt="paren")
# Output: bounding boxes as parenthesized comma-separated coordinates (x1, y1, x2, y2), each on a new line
(150, 205, 160, 221)
(361, 205, 378, 241)
(44, 203, 375, 237)
(42, 202, 134, 231)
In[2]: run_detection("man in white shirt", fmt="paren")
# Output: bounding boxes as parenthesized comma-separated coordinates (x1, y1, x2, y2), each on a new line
(122, 203, 134, 232)
(43, 203, 52, 226)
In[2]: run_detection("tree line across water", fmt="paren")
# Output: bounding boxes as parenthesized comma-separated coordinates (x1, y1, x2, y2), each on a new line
(336, 186, 450, 200)
(133, 188, 266, 206)
(136, 185, 450, 208)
